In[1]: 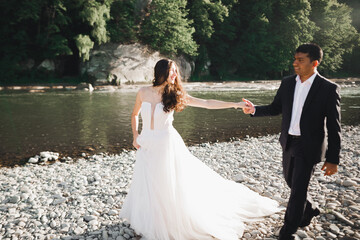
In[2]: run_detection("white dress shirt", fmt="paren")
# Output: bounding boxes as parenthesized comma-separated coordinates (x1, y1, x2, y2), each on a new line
(288, 71, 317, 136)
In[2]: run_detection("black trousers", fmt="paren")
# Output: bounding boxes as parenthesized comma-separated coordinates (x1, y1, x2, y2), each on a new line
(281, 137, 317, 234)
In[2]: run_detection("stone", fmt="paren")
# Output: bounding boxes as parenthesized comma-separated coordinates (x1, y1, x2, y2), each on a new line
(108, 210, 118, 215)
(329, 224, 340, 234)
(73, 227, 84, 235)
(296, 230, 308, 238)
(8, 195, 20, 203)
(41, 216, 48, 224)
(102, 230, 109, 239)
(37, 59, 55, 71)
(332, 211, 354, 226)
(243, 232, 251, 238)
(53, 197, 66, 205)
(82, 43, 193, 85)
(343, 179, 357, 187)
(89, 220, 99, 226)
(84, 215, 97, 222)
(233, 173, 246, 182)
(50, 220, 57, 228)
(326, 231, 337, 238)
(28, 157, 39, 164)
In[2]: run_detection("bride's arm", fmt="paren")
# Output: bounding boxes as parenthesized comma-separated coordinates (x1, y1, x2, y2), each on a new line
(186, 94, 245, 109)
(131, 89, 143, 149)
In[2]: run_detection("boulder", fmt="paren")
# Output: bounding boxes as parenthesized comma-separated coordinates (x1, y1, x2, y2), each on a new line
(76, 83, 94, 91)
(81, 43, 194, 85)
(37, 59, 55, 71)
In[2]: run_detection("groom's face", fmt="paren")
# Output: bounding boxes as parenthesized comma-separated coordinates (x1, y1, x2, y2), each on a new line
(293, 52, 317, 78)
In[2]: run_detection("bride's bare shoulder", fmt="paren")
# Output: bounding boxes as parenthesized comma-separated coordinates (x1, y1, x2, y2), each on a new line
(139, 86, 153, 92)
(137, 86, 154, 100)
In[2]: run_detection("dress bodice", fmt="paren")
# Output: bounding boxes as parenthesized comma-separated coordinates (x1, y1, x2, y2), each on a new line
(140, 102, 174, 131)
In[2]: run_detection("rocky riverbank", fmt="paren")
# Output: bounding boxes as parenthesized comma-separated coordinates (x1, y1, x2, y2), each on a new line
(0, 125, 359, 240)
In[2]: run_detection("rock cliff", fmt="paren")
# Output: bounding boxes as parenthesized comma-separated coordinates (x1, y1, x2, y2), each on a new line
(81, 43, 193, 85)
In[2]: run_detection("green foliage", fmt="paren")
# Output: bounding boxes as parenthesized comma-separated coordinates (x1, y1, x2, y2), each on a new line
(310, 0, 359, 73)
(140, 0, 198, 56)
(75, 34, 94, 61)
(79, 0, 111, 44)
(200, 0, 359, 79)
(0, 0, 112, 82)
(0, 0, 359, 83)
(206, 0, 318, 79)
(337, 0, 360, 75)
(108, 0, 138, 43)
(187, 0, 235, 76)
(188, 0, 230, 42)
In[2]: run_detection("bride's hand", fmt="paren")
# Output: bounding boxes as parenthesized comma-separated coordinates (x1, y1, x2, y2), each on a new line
(234, 102, 246, 109)
(242, 98, 255, 114)
(133, 138, 140, 149)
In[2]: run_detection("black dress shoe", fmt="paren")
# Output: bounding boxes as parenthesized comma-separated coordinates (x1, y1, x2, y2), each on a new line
(299, 208, 320, 227)
(278, 233, 294, 240)
(278, 227, 295, 240)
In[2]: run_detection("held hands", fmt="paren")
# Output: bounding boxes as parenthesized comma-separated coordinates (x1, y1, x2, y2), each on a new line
(234, 102, 246, 109)
(321, 162, 338, 176)
(242, 98, 255, 114)
(133, 137, 140, 149)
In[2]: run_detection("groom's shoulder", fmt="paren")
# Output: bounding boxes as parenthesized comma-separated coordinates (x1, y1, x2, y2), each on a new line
(282, 74, 296, 82)
(316, 73, 339, 89)
(280, 74, 296, 86)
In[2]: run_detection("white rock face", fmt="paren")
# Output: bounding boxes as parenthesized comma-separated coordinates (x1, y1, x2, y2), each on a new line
(37, 59, 55, 71)
(82, 43, 194, 85)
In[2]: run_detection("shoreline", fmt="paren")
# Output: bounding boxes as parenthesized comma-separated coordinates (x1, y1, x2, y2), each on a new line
(1, 124, 359, 169)
(1, 77, 359, 92)
(0, 126, 359, 239)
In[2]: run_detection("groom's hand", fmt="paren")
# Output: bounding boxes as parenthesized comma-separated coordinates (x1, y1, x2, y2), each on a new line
(242, 98, 255, 114)
(321, 162, 338, 176)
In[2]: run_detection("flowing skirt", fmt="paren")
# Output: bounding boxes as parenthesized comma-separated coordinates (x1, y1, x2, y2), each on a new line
(120, 127, 280, 240)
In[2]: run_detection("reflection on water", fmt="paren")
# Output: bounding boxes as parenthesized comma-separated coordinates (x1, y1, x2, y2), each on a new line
(0, 83, 359, 164)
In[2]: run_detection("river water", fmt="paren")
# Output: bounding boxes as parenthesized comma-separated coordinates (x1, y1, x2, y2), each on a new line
(0, 81, 359, 166)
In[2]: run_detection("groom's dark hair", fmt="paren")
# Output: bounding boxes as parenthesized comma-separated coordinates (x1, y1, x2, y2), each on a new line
(296, 43, 323, 64)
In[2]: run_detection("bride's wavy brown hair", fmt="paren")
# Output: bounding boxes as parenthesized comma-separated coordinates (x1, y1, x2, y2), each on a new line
(153, 59, 187, 112)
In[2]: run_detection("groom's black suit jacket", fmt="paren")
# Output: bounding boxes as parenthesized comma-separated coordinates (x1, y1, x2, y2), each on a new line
(254, 74, 341, 165)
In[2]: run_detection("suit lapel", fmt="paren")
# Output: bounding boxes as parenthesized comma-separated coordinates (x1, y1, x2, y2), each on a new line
(302, 75, 322, 112)
(288, 76, 297, 115)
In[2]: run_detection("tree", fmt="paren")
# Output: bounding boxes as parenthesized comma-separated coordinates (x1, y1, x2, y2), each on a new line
(186, 0, 235, 77)
(0, 0, 72, 81)
(140, 0, 198, 56)
(207, 0, 317, 79)
(108, 0, 138, 43)
(67, 0, 112, 61)
(338, 0, 360, 76)
(309, 0, 359, 73)
(0, 0, 112, 83)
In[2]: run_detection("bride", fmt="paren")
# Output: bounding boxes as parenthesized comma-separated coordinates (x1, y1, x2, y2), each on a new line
(120, 59, 280, 240)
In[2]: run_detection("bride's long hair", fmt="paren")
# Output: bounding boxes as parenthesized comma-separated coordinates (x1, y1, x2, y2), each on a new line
(153, 59, 187, 112)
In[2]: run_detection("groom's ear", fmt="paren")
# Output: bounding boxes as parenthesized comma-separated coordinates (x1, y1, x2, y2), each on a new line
(312, 60, 319, 68)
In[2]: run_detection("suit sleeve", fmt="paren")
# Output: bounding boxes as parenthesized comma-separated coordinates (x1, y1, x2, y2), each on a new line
(253, 80, 284, 117)
(325, 84, 341, 164)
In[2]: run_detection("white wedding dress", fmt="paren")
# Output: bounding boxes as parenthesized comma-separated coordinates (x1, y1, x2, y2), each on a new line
(120, 102, 280, 240)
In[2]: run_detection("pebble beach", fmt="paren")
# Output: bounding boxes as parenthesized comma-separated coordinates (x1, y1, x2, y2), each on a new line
(0, 125, 359, 240)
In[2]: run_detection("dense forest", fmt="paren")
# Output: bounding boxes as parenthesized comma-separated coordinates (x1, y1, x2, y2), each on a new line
(0, 0, 359, 84)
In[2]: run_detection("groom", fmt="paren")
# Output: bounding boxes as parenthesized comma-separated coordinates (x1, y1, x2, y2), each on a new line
(243, 43, 341, 240)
